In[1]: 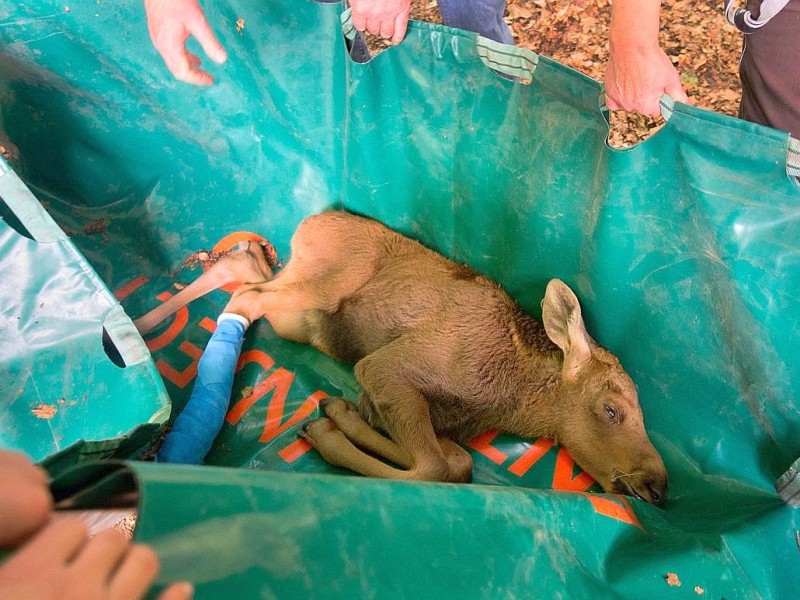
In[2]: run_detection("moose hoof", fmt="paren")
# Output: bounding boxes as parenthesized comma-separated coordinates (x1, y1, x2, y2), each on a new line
(320, 397, 358, 420)
(299, 416, 337, 438)
(298, 417, 353, 467)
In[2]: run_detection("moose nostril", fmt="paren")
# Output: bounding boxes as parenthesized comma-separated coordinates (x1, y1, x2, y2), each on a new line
(648, 482, 668, 506)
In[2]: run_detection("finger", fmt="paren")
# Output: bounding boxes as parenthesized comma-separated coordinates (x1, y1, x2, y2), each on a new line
(181, 69, 215, 86)
(379, 19, 395, 40)
(186, 52, 202, 69)
(365, 18, 382, 36)
(31, 463, 50, 484)
(187, 13, 227, 64)
(0, 485, 53, 547)
(351, 12, 367, 32)
(0, 451, 42, 480)
(0, 453, 53, 547)
(615, 89, 665, 117)
(163, 51, 214, 86)
(156, 581, 195, 600)
(107, 544, 160, 600)
(23, 516, 87, 562)
(391, 13, 408, 45)
(72, 528, 129, 578)
(666, 83, 691, 105)
(161, 48, 192, 80)
(639, 95, 663, 118)
(0, 453, 49, 489)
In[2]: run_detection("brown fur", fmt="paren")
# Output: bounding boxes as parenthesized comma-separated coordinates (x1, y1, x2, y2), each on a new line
(135, 211, 668, 504)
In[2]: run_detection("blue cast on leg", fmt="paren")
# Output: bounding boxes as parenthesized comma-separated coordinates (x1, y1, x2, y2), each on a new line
(157, 313, 250, 464)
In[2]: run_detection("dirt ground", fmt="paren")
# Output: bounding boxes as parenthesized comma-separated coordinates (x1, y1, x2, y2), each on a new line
(409, 0, 743, 147)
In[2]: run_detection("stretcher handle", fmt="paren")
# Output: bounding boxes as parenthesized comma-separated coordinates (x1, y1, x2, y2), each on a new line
(339, 7, 539, 82)
(659, 94, 800, 179)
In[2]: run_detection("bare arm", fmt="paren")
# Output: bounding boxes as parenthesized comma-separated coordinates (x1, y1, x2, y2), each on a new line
(143, 0, 227, 86)
(350, 0, 411, 45)
(605, 0, 689, 116)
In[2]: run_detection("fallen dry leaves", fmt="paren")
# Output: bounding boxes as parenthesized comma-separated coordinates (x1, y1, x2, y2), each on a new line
(31, 404, 57, 419)
(410, 0, 742, 147)
(665, 571, 682, 587)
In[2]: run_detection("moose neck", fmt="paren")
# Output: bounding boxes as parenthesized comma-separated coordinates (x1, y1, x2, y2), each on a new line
(499, 332, 567, 441)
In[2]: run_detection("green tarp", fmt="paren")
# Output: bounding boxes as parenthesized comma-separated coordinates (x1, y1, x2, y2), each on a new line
(1, 0, 799, 597)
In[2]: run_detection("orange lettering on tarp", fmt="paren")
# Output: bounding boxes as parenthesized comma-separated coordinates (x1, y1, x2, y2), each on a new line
(552, 447, 595, 492)
(467, 430, 508, 465)
(584, 494, 643, 529)
(225, 351, 326, 446)
(199, 317, 217, 333)
(114, 276, 148, 301)
(261, 383, 325, 444)
(508, 438, 556, 476)
(145, 292, 190, 352)
(225, 350, 277, 423)
(278, 438, 313, 463)
(236, 349, 276, 375)
(156, 341, 203, 389)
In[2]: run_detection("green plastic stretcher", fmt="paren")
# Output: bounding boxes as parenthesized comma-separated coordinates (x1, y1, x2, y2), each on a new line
(1, 1, 799, 598)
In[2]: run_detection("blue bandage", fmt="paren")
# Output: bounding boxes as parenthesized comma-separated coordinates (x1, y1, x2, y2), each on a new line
(157, 313, 250, 464)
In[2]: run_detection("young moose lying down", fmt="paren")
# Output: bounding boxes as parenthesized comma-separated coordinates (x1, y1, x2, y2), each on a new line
(135, 211, 668, 505)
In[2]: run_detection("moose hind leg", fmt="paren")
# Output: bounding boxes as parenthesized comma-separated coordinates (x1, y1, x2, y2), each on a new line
(134, 241, 273, 335)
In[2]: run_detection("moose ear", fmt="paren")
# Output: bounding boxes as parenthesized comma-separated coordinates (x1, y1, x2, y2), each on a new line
(541, 279, 592, 377)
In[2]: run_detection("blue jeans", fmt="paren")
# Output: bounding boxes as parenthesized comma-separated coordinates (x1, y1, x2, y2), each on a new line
(347, 0, 513, 63)
(438, 0, 513, 45)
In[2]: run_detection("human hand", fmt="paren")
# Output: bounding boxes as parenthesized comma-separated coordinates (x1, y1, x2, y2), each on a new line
(350, 0, 411, 45)
(605, 45, 690, 117)
(143, 0, 228, 85)
(0, 450, 52, 547)
(0, 516, 193, 600)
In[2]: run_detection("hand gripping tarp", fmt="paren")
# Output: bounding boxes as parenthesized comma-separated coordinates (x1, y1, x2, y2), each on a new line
(1, 1, 799, 598)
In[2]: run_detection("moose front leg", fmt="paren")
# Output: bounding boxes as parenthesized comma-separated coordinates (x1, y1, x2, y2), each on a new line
(355, 391, 472, 483)
(299, 398, 415, 479)
(363, 379, 472, 482)
(302, 339, 474, 482)
(319, 397, 414, 468)
(300, 396, 472, 483)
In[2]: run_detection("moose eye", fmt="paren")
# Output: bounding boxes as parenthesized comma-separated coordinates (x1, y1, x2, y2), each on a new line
(604, 404, 621, 424)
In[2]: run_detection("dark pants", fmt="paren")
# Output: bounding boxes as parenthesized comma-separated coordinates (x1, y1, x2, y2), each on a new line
(438, 0, 513, 45)
(739, 0, 800, 137)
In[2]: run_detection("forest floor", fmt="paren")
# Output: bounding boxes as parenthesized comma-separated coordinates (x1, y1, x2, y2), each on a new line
(409, 0, 743, 147)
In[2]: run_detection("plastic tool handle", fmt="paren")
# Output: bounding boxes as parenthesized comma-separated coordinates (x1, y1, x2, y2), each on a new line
(157, 314, 250, 464)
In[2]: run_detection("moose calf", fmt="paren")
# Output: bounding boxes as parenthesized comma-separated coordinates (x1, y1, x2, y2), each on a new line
(135, 211, 668, 505)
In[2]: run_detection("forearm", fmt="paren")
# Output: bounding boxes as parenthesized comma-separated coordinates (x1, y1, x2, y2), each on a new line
(604, 0, 687, 114)
(609, 0, 662, 55)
